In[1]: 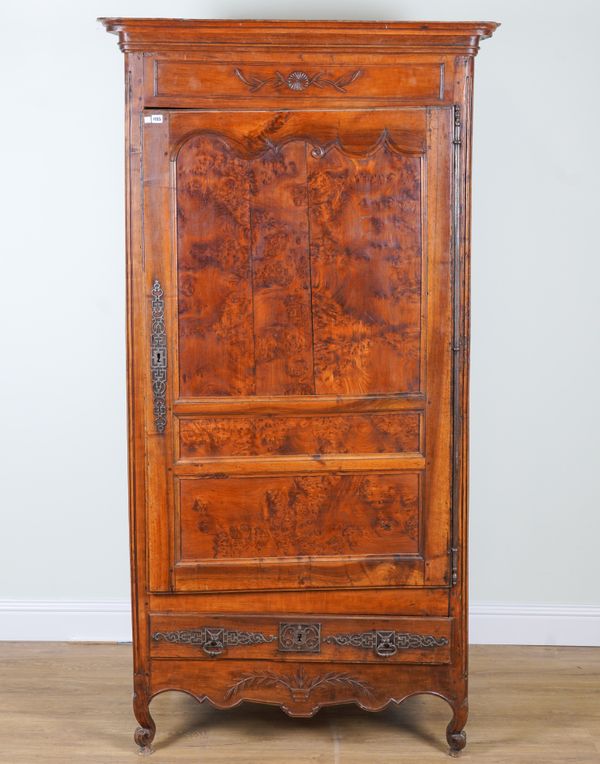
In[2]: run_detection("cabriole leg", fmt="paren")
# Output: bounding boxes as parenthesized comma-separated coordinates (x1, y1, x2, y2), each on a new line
(133, 683, 156, 755)
(446, 696, 468, 756)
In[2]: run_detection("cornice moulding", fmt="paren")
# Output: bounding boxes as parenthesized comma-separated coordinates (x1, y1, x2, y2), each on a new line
(99, 18, 500, 55)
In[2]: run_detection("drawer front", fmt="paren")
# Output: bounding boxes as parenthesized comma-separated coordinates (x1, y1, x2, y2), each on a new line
(144, 57, 447, 107)
(150, 614, 452, 665)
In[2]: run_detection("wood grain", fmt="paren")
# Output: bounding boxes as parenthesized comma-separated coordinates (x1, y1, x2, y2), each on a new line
(147, 588, 450, 616)
(179, 473, 420, 560)
(308, 142, 422, 395)
(250, 142, 314, 394)
(149, 60, 445, 104)
(178, 412, 420, 458)
(177, 135, 255, 397)
(177, 132, 423, 397)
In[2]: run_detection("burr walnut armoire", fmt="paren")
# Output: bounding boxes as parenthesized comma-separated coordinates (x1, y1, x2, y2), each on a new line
(101, 18, 497, 755)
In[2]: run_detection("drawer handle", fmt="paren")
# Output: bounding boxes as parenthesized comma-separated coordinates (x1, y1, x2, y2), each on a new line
(324, 630, 449, 657)
(152, 627, 276, 657)
(234, 67, 362, 93)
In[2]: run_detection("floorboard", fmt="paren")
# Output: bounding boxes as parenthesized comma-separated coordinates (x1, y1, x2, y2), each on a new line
(0, 643, 598, 762)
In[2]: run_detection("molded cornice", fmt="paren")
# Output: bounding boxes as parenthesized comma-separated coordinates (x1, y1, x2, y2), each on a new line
(99, 18, 499, 55)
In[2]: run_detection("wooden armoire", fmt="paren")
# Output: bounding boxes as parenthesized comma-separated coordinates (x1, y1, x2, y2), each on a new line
(101, 18, 497, 755)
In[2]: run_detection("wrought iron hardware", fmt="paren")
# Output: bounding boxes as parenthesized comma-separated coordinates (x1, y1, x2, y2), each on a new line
(324, 630, 449, 657)
(451, 547, 459, 585)
(150, 280, 167, 433)
(453, 104, 462, 145)
(450, 102, 463, 592)
(278, 623, 321, 653)
(152, 627, 276, 657)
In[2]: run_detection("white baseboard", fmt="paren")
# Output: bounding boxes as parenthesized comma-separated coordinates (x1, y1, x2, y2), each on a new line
(469, 603, 600, 646)
(0, 600, 132, 642)
(0, 600, 598, 646)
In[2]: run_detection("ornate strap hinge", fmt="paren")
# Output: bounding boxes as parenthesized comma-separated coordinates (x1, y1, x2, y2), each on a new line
(451, 547, 459, 585)
(150, 280, 167, 434)
(324, 630, 449, 657)
(152, 627, 276, 657)
(453, 104, 462, 145)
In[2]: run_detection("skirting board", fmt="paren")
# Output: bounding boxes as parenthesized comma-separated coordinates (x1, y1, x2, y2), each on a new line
(0, 601, 599, 645)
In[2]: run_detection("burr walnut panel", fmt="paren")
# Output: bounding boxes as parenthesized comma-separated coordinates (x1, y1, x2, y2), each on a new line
(307, 141, 422, 395)
(178, 412, 421, 458)
(177, 136, 256, 397)
(178, 473, 420, 561)
(176, 132, 423, 397)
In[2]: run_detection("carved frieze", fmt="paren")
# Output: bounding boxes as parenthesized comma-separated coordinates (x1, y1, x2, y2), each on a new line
(225, 666, 373, 702)
(234, 67, 362, 93)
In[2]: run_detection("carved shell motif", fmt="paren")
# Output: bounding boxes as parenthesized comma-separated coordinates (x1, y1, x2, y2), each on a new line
(286, 71, 310, 90)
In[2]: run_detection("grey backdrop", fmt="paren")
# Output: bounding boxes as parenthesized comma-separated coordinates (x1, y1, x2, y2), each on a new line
(1, 1, 598, 614)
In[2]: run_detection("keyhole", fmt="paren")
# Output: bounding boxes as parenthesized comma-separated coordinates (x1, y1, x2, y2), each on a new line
(156, 352, 161, 363)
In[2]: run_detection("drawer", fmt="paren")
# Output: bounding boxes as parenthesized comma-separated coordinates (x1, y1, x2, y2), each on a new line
(143, 57, 447, 107)
(150, 614, 452, 665)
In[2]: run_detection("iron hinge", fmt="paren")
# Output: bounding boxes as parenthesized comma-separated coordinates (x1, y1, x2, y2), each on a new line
(453, 104, 462, 145)
(451, 547, 459, 586)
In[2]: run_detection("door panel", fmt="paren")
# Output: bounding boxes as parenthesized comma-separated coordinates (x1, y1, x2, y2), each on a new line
(178, 472, 420, 560)
(143, 107, 453, 592)
(307, 141, 422, 395)
(176, 132, 422, 397)
(178, 412, 421, 458)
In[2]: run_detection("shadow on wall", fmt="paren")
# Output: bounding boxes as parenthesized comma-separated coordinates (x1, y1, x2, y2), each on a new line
(200, 0, 411, 20)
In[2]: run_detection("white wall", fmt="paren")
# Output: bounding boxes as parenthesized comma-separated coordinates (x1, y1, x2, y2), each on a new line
(1, 1, 599, 642)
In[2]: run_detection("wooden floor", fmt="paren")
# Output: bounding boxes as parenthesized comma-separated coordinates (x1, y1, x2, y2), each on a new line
(0, 643, 598, 763)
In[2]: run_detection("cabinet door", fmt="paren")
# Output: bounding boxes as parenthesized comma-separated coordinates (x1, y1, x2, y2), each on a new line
(142, 108, 454, 592)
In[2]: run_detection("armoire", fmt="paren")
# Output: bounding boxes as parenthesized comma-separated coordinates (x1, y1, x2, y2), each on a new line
(101, 18, 497, 755)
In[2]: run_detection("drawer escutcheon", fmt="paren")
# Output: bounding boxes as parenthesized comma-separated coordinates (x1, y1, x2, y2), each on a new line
(278, 623, 322, 653)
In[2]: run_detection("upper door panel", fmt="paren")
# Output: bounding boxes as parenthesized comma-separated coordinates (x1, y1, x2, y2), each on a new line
(174, 111, 425, 399)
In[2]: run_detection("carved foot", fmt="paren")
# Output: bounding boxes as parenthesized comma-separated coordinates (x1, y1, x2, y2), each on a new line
(134, 725, 156, 755)
(446, 697, 468, 756)
(133, 684, 156, 755)
(447, 730, 466, 756)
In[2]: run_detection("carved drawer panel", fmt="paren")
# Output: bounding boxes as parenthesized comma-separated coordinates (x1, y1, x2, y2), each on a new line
(149, 614, 452, 664)
(143, 57, 446, 107)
